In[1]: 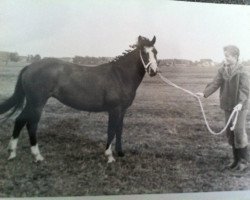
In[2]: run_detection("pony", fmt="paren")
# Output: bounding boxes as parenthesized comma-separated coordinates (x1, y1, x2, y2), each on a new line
(0, 36, 158, 163)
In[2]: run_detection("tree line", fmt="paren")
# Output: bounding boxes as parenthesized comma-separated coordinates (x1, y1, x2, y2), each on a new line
(2, 51, 250, 67)
(0, 52, 41, 63)
(72, 56, 112, 65)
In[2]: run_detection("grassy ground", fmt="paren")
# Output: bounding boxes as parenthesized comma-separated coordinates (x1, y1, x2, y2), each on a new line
(0, 61, 250, 197)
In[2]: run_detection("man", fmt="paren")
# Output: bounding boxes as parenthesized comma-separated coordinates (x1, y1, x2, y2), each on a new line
(197, 45, 249, 171)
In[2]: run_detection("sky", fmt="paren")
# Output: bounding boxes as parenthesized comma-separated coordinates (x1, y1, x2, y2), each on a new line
(0, 0, 250, 62)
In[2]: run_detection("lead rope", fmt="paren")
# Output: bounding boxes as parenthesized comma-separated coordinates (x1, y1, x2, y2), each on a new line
(158, 73, 239, 135)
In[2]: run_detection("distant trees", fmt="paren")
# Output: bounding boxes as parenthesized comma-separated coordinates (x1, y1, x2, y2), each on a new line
(9, 52, 20, 62)
(242, 60, 250, 66)
(0, 52, 10, 65)
(33, 54, 41, 62)
(72, 56, 111, 65)
(0, 51, 21, 65)
(72, 56, 83, 65)
(159, 59, 194, 67)
(27, 54, 41, 63)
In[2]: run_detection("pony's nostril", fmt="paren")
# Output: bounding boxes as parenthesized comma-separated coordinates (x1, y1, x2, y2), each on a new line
(148, 68, 157, 77)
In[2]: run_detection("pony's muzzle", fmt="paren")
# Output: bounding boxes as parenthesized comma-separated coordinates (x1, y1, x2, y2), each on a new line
(148, 62, 159, 76)
(148, 67, 158, 77)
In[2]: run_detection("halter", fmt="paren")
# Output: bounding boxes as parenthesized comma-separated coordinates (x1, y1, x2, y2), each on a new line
(140, 50, 152, 71)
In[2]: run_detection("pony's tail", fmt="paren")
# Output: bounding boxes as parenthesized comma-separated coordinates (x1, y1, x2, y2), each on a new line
(0, 67, 26, 120)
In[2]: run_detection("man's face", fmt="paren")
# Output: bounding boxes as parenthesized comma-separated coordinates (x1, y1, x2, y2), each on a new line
(224, 51, 238, 66)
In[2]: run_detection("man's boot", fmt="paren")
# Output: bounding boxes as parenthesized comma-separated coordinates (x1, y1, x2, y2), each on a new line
(227, 144, 238, 169)
(233, 146, 248, 171)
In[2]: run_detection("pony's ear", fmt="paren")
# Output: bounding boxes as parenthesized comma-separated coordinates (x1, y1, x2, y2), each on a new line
(138, 35, 144, 48)
(151, 36, 156, 45)
(138, 36, 143, 43)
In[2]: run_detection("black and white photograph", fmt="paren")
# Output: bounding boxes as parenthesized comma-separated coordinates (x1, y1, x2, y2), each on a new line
(0, 0, 250, 199)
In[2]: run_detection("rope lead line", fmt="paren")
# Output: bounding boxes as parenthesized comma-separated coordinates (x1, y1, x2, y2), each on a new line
(158, 73, 239, 135)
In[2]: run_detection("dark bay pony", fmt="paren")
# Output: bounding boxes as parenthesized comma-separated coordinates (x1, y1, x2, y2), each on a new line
(0, 36, 158, 163)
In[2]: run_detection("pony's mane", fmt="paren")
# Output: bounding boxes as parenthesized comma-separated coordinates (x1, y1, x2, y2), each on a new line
(110, 37, 151, 63)
(110, 44, 137, 63)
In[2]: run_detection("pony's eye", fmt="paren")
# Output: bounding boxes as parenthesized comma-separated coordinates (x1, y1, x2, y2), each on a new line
(153, 49, 158, 55)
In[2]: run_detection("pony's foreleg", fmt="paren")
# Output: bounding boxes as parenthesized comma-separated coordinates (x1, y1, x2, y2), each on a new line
(30, 144, 44, 162)
(105, 110, 119, 163)
(105, 108, 126, 162)
(115, 131, 124, 157)
(115, 113, 125, 157)
(105, 144, 115, 163)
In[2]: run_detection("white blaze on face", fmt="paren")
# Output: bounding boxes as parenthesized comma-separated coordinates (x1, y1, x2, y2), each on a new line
(144, 47, 158, 72)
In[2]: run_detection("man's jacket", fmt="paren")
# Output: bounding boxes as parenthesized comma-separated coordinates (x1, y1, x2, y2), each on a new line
(203, 63, 249, 111)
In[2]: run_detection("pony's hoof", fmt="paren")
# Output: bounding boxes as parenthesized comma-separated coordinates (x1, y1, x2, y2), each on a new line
(8, 152, 16, 160)
(117, 151, 125, 157)
(107, 157, 116, 163)
(232, 163, 248, 171)
(225, 161, 238, 170)
(34, 154, 44, 163)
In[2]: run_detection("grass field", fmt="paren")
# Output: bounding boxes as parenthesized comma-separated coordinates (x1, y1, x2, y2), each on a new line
(0, 61, 250, 197)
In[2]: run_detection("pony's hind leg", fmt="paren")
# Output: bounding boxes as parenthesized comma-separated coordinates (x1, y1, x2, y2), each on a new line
(8, 102, 45, 162)
(8, 109, 28, 160)
(27, 121, 44, 162)
(25, 104, 45, 162)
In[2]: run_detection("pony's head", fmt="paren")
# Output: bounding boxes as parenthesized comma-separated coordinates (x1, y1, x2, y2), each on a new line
(137, 36, 158, 77)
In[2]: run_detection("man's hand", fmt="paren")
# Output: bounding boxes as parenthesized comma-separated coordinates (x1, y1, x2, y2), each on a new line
(234, 103, 243, 111)
(196, 92, 204, 98)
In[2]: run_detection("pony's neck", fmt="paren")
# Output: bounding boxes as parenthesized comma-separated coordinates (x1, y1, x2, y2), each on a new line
(115, 48, 146, 90)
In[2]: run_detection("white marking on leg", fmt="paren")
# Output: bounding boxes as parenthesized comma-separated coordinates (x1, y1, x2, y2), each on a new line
(105, 144, 115, 163)
(8, 137, 18, 150)
(31, 144, 44, 162)
(8, 137, 18, 160)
